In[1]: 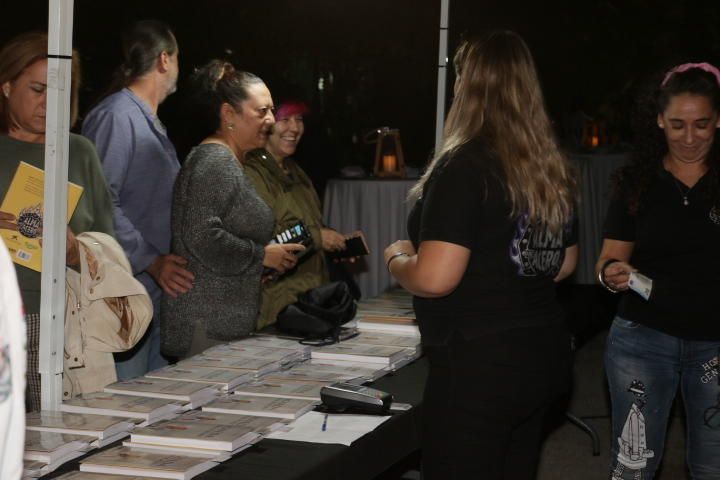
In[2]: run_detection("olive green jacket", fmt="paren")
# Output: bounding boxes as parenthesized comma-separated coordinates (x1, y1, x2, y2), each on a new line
(244, 149, 329, 329)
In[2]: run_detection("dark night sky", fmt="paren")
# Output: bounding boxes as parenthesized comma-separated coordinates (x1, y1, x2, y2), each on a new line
(4, 0, 720, 191)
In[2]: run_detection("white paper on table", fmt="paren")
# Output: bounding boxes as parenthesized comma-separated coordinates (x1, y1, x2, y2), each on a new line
(265, 411, 391, 446)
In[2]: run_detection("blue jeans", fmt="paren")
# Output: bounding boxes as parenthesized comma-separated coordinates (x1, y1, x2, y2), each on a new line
(114, 294, 168, 380)
(605, 316, 720, 480)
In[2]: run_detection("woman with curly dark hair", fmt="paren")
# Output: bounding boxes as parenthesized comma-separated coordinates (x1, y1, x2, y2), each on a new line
(597, 64, 720, 479)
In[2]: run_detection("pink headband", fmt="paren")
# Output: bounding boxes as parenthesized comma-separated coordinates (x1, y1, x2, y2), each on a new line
(275, 101, 310, 121)
(662, 62, 720, 87)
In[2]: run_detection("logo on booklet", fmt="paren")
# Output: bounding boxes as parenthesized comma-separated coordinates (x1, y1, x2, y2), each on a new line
(17, 203, 43, 238)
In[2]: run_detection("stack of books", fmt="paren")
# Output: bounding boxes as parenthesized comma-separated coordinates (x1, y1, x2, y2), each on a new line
(261, 368, 367, 385)
(26, 411, 136, 448)
(61, 392, 185, 426)
(281, 361, 386, 383)
(128, 417, 261, 453)
(177, 354, 281, 377)
(23, 430, 95, 475)
(354, 289, 419, 336)
(342, 331, 421, 354)
(80, 445, 218, 479)
(53, 472, 159, 480)
(103, 377, 218, 408)
(202, 343, 306, 366)
(310, 343, 413, 366)
(233, 380, 325, 401)
(145, 364, 254, 392)
(203, 394, 317, 420)
(172, 409, 286, 435)
(230, 335, 311, 355)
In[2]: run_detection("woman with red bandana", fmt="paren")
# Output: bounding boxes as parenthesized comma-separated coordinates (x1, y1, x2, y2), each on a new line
(244, 101, 353, 330)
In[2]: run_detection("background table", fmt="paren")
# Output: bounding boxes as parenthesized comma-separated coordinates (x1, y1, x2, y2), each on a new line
(323, 179, 417, 299)
(568, 153, 630, 284)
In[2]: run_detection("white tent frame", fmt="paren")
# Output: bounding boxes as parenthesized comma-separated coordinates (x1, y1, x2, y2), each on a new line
(38, 0, 449, 409)
(40, 0, 74, 411)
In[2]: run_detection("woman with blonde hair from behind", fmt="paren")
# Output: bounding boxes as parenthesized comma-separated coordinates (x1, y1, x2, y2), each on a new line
(385, 31, 578, 479)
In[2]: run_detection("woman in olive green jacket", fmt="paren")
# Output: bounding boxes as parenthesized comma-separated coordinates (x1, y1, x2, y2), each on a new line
(244, 101, 349, 329)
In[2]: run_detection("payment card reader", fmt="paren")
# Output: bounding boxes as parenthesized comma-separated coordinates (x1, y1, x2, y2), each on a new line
(320, 382, 394, 415)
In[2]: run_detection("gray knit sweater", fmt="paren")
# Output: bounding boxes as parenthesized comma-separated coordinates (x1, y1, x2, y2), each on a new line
(161, 143, 274, 357)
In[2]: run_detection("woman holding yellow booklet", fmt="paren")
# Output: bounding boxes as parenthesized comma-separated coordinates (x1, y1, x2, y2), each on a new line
(0, 32, 114, 410)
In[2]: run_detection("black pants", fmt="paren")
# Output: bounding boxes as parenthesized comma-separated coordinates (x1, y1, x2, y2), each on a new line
(422, 325, 572, 480)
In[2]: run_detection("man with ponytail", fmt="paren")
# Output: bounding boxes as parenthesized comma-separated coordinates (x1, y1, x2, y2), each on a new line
(82, 20, 192, 379)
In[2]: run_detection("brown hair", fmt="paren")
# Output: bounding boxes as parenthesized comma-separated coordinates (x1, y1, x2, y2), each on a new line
(410, 31, 576, 233)
(186, 59, 264, 133)
(0, 31, 82, 132)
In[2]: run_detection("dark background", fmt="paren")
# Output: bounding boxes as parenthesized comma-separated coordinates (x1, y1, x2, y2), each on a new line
(4, 0, 720, 194)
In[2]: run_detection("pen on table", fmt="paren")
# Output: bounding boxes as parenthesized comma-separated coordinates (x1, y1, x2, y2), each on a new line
(321, 413, 328, 432)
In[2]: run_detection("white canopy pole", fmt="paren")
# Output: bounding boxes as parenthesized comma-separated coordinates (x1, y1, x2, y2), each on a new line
(40, 0, 74, 411)
(434, 0, 450, 153)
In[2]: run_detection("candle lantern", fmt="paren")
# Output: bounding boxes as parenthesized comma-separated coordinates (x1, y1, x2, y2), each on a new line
(372, 127, 405, 178)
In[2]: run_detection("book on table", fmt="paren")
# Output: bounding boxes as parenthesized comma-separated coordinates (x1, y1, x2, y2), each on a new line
(261, 368, 368, 385)
(54, 471, 162, 480)
(177, 354, 280, 376)
(26, 411, 136, 440)
(130, 418, 261, 451)
(202, 343, 306, 363)
(287, 361, 385, 382)
(0, 161, 83, 272)
(80, 446, 217, 479)
(103, 377, 218, 408)
(175, 409, 286, 434)
(230, 334, 310, 353)
(61, 391, 185, 424)
(232, 379, 326, 401)
(341, 332, 421, 350)
(202, 394, 317, 420)
(24, 429, 95, 464)
(145, 364, 254, 391)
(310, 343, 412, 365)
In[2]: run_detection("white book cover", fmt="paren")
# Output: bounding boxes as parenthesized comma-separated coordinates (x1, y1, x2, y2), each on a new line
(24, 430, 95, 463)
(233, 380, 325, 401)
(178, 354, 280, 375)
(230, 335, 309, 352)
(55, 471, 160, 480)
(80, 446, 217, 479)
(26, 411, 135, 439)
(203, 395, 317, 420)
(262, 369, 366, 385)
(202, 344, 304, 363)
(176, 409, 285, 434)
(103, 378, 218, 407)
(343, 332, 421, 349)
(61, 392, 185, 421)
(130, 419, 260, 451)
(121, 441, 233, 462)
(145, 365, 254, 391)
(310, 343, 410, 365)
(290, 362, 385, 382)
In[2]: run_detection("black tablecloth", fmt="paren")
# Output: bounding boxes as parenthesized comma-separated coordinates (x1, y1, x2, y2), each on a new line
(50, 358, 428, 480)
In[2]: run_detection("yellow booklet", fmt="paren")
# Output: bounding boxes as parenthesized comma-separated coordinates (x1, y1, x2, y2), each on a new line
(0, 161, 83, 272)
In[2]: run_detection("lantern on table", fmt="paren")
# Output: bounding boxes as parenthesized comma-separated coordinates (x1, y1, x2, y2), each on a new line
(372, 127, 405, 178)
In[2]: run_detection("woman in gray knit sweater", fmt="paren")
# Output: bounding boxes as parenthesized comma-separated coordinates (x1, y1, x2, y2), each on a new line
(161, 61, 305, 358)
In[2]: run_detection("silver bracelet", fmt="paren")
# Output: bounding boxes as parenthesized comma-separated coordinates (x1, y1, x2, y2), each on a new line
(598, 259, 620, 294)
(386, 252, 410, 272)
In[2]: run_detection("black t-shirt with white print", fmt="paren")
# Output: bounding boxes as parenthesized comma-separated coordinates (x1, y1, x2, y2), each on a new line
(407, 140, 577, 346)
(603, 167, 720, 340)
